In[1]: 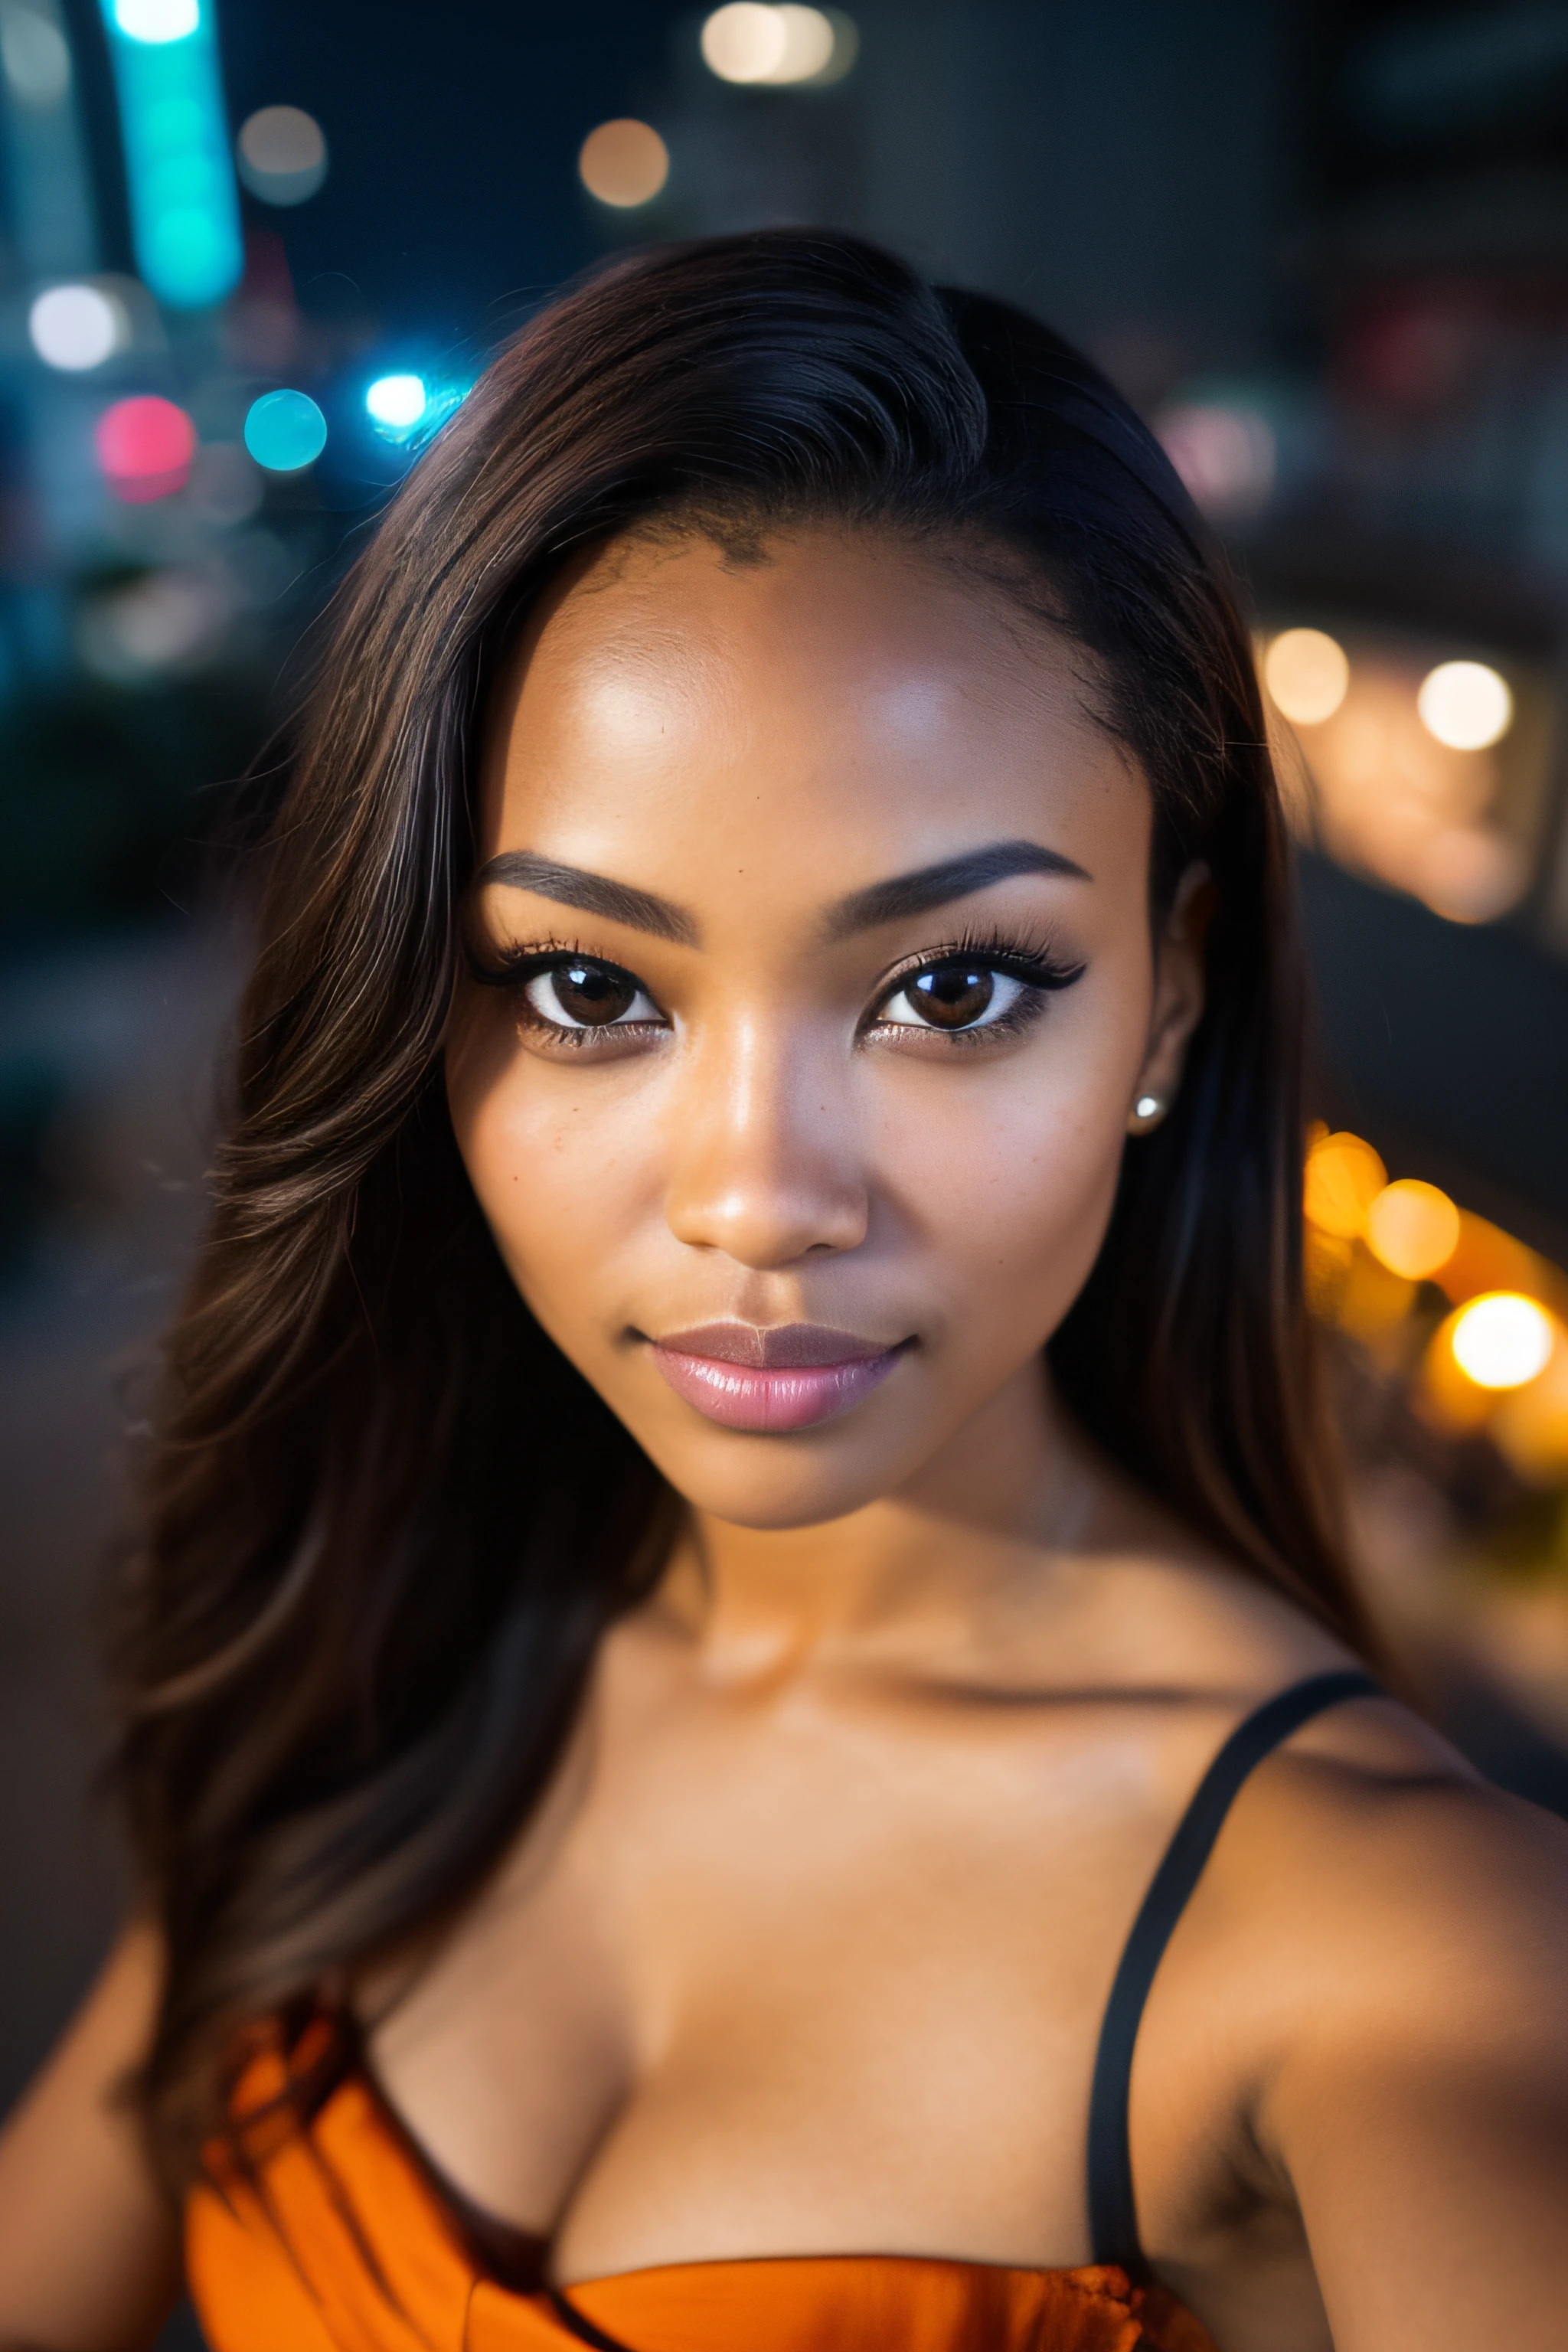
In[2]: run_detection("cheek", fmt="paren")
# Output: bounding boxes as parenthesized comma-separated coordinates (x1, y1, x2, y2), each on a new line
(446, 1034, 657, 1341)
(873, 1013, 1139, 1351)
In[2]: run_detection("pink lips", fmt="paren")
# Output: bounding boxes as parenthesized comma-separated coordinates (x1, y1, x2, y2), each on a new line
(647, 1321, 908, 1433)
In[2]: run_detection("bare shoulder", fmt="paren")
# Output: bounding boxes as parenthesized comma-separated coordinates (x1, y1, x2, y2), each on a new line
(1171, 1677, 1568, 2071)
(1137, 1687, 1568, 2350)
(1227, 1687, 1568, 1989)
(1180, 1694, 1568, 2347)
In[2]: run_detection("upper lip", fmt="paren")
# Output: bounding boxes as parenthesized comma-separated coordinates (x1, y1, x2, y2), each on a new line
(647, 1321, 901, 1368)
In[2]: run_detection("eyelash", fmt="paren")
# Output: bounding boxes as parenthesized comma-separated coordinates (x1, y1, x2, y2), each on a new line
(466, 936, 660, 1051)
(865, 926, 1085, 1047)
(466, 926, 1086, 1049)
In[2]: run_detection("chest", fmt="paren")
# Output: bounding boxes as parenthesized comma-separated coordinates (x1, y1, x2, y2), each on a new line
(361, 1687, 1248, 2277)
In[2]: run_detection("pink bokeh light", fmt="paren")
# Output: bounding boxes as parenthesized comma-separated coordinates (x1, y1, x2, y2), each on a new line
(94, 395, 198, 503)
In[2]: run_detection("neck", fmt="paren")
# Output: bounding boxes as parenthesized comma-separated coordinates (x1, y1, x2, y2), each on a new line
(661, 1361, 1107, 1680)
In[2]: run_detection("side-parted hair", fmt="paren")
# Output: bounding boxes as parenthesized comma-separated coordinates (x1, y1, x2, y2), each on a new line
(114, 229, 1365, 2180)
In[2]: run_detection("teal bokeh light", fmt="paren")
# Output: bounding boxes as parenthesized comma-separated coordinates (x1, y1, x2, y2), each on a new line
(99, 0, 243, 309)
(243, 389, 327, 472)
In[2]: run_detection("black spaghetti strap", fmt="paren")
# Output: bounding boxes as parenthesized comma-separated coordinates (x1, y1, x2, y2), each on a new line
(545, 2288, 638, 2351)
(1085, 1667, 1380, 2280)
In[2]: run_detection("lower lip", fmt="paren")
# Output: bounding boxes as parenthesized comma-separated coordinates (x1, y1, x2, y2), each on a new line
(648, 1345, 906, 1433)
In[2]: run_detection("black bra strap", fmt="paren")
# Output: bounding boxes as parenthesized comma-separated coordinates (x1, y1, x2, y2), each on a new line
(1086, 1667, 1380, 2278)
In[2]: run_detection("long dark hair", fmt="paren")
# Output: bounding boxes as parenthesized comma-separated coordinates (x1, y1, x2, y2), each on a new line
(114, 229, 1364, 2182)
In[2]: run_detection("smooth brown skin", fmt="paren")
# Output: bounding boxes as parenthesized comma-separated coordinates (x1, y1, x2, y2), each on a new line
(4, 528, 1568, 2352)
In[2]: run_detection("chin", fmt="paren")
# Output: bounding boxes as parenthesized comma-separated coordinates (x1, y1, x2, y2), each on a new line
(623, 1418, 931, 1531)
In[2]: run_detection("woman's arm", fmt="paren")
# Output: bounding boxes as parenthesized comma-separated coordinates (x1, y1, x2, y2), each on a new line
(0, 1926, 183, 2352)
(1264, 1774, 1568, 2352)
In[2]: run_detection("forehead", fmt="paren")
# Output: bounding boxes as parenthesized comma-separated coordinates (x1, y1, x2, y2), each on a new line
(479, 527, 1148, 888)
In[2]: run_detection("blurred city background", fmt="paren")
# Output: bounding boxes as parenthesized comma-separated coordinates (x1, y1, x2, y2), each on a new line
(4, 6, 1568, 2327)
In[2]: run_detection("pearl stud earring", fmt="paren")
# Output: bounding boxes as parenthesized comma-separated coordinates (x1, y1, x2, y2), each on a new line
(1129, 1093, 1166, 1132)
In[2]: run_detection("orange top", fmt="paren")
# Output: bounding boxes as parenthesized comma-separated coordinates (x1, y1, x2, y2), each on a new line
(185, 2039, 1218, 2352)
(186, 1675, 1384, 2350)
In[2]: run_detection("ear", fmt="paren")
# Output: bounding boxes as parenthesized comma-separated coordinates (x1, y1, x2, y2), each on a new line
(1126, 862, 1213, 1134)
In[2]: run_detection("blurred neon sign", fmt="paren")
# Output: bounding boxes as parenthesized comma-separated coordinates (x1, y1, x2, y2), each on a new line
(97, 0, 242, 308)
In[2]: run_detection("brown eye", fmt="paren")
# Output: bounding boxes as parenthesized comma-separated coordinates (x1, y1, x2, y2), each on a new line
(906, 965, 995, 1027)
(879, 961, 1027, 1033)
(522, 960, 658, 1031)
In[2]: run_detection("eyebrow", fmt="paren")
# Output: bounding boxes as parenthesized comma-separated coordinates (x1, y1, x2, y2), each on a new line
(473, 851, 697, 944)
(472, 835, 1090, 953)
(822, 839, 1090, 941)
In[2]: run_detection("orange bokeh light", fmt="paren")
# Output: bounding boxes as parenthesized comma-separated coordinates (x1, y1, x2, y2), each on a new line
(1364, 1178, 1460, 1281)
(1303, 1132, 1387, 1239)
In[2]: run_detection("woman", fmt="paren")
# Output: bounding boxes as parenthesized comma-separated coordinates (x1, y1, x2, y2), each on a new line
(2, 231, 1564, 2352)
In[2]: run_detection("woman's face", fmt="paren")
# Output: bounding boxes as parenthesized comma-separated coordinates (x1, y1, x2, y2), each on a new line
(446, 528, 1205, 1530)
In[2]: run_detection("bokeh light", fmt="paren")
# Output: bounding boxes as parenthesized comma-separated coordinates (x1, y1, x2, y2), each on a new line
(93, 394, 196, 501)
(236, 103, 328, 205)
(28, 283, 121, 370)
(1416, 659, 1513, 751)
(1450, 1293, 1556, 1390)
(1284, 649, 1529, 926)
(112, 0, 198, 40)
(1303, 1131, 1387, 1239)
(702, 2, 779, 79)
(77, 561, 230, 681)
(1364, 1178, 1461, 1281)
(365, 373, 427, 433)
(1414, 824, 1529, 926)
(1155, 402, 1275, 520)
(1264, 627, 1350, 726)
(1435, 1211, 1542, 1309)
(243, 387, 326, 472)
(577, 119, 669, 207)
(103, 0, 242, 307)
(2, 7, 71, 104)
(1491, 1345, 1568, 1482)
(701, 3, 848, 84)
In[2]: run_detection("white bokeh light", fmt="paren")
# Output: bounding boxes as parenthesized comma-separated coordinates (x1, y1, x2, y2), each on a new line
(1451, 1293, 1555, 1390)
(2, 8, 72, 106)
(112, 0, 199, 41)
(237, 104, 328, 204)
(1264, 628, 1350, 726)
(28, 283, 121, 370)
(773, 5, 836, 77)
(703, 3, 786, 78)
(701, 2, 847, 83)
(365, 374, 427, 430)
(1416, 660, 1513, 752)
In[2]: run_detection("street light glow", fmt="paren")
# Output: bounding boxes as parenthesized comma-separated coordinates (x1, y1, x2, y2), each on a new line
(365, 374, 427, 430)
(1450, 1293, 1555, 1390)
(701, 3, 848, 83)
(1264, 628, 1350, 727)
(112, 0, 198, 41)
(1417, 660, 1513, 752)
(1364, 1180, 1461, 1281)
(29, 283, 121, 369)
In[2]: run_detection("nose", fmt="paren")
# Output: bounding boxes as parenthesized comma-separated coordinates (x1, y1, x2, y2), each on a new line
(662, 1014, 870, 1269)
